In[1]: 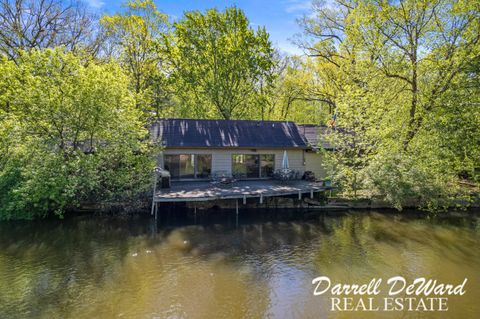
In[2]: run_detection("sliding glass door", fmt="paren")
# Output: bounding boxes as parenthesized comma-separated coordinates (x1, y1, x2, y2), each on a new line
(260, 154, 275, 177)
(196, 154, 212, 178)
(232, 154, 275, 179)
(164, 154, 212, 180)
(232, 154, 259, 178)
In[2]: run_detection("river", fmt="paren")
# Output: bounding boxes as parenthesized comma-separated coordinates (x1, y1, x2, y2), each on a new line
(0, 210, 479, 318)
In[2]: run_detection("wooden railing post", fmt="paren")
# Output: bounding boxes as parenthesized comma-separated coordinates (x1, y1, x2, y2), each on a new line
(151, 167, 161, 216)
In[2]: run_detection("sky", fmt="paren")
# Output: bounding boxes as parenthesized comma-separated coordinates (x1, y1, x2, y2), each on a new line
(84, 0, 313, 55)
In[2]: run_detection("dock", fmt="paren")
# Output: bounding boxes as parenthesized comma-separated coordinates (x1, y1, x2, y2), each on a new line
(153, 180, 330, 203)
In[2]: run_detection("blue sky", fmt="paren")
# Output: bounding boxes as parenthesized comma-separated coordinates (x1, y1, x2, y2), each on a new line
(85, 0, 312, 54)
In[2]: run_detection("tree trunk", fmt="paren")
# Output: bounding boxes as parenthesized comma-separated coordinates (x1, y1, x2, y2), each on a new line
(405, 50, 418, 150)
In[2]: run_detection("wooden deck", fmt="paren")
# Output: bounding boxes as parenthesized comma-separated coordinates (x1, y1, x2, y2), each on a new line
(154, 180, 330, 202)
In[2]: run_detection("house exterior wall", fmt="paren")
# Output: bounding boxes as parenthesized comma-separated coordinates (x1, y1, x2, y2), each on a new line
(160, 148, 306, 176)
(305, 152, 327, 180)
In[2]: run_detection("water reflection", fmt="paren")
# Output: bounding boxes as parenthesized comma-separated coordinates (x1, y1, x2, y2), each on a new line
(0, 210, 479, 318)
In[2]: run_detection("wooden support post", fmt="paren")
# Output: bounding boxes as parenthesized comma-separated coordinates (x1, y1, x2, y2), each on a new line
(260, 194, 263, 204)
(243, 195, 246, 205)
(154, 202, 158, 220)
(310, 189, 314, 199)
(151, 168, 158, 216)
(298, 191, 301, 199)
(194, 203, 197, 224)
(235, 199, 239, 228)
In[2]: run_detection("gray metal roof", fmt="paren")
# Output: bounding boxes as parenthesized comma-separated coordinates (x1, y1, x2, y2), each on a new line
(151, 119, 309, 148)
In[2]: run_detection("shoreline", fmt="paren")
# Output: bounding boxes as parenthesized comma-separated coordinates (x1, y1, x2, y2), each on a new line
(3, 194, 478, 221)
(69, 195, 480, 217)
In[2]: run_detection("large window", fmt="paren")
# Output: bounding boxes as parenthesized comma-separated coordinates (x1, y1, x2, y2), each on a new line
(232, 154, 275, 179)
(196, 154, 212, 178)
(260, 154, 275, 177)
(164, 154, 212, 179)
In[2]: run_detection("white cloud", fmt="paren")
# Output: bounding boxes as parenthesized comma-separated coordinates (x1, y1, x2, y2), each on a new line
(86, 0, 105, 9)
(284, 0, 311, 14)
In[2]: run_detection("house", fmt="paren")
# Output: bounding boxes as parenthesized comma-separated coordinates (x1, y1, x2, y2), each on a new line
(150, 119, 330, 181)
(297, 124, 334, 180)
(149, 119, 334, 214)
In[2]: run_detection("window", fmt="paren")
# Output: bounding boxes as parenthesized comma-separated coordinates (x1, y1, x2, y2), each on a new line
(232, 154, 275, 179)
(164, 155, 180, 178)
(179, 155, 195, 179)
(164, 154, 212, 179)
(196, 154, 212, 178)
(232, 154, 259, 178)
(260, 154, 275, 177)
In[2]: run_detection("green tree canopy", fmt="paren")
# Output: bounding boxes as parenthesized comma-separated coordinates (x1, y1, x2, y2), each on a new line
(101, 0, 170, 116)
(297, 0, 480, 209)
(165, 6, 277, 119)
(0, 48, 155, 219)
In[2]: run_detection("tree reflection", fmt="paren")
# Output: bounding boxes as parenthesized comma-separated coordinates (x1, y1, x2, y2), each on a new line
(0, 211, 479, 318)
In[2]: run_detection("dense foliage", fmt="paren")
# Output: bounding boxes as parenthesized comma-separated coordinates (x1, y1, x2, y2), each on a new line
(0, 49, 155, 219)
(0, 0, 478, 219)
(100, 0, 170, 114)
(297, 0, 480, 209)
(164, 6, 277, 119)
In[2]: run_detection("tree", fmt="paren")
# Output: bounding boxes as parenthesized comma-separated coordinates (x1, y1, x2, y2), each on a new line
(270, 55, 336, 123)
(0, 0, 102, 61)
(101, 0, 171, 115)
(297, 0, 480, 209)
(355, 0, 480, 149)
(0, 48, 155, 220)
(165, 6, 277, 120)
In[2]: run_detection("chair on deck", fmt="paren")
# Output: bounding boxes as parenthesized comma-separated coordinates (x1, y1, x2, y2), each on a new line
(210, 170, 237, 187)
(274, 168, 295, 182)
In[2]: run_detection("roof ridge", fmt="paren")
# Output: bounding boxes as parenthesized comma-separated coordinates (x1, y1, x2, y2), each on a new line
(156, 118, 296, 124)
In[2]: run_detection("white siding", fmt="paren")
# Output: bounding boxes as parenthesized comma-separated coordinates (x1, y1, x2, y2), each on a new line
(161, 148, 306, 175)
(305, 152, 327, 180)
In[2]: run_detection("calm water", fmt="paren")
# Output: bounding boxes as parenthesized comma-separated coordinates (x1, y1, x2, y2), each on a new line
(0, 210, 479, 319)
